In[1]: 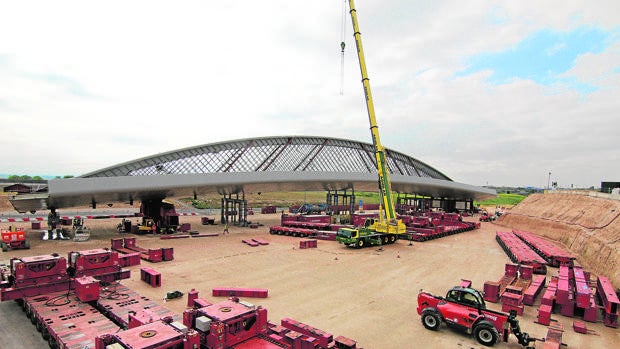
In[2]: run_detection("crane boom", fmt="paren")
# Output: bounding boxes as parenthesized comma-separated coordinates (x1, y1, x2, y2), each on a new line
(336, 0, 407, 248)
(348, 0, 404, 231)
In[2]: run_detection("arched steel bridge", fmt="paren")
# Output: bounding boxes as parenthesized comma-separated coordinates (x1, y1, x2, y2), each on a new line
(9, 136, 495, 212)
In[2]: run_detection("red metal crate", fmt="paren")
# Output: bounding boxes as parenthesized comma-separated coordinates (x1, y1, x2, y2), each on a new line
(537, 304, 552, 326)
(573, 320, 588, 334)
(140, 267, 161, 287)
(75, 276, 100, 302)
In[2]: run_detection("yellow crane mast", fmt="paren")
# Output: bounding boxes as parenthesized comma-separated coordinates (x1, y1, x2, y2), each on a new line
(337, 0, 407, 248)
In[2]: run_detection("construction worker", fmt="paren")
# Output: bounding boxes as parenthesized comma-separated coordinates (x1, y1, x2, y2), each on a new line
(223, 222, 229, 235)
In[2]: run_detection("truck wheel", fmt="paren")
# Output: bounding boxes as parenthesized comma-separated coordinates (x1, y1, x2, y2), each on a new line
(389, 235, 396, 243)
(473, 322, 499, 346)
(421, 310, 441, 330)
(382, 236, 388, 244)
(357, 239, 365, 248)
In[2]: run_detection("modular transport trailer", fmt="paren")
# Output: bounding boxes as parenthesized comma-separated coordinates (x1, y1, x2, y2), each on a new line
(182, 298, 358, 349)
(23, 289, 121, 349)
(2, 246, 361, 348)
(1, 251, 131, 301)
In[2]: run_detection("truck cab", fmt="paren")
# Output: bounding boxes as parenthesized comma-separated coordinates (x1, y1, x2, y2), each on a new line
(336, 227, 360, 246)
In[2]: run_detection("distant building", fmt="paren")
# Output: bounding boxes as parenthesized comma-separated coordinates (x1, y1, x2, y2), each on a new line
(601, 182, 620, 194)
(3, 183, 32, 194)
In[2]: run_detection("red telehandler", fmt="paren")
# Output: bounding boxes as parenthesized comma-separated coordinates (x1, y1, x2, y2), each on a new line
(417, 286, 538, 347)
(1, 226, 30, 252)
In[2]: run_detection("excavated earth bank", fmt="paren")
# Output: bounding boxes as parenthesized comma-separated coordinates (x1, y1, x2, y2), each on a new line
(497, 192, 620, 286)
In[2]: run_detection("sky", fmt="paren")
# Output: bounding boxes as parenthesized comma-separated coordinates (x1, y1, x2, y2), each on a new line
(1, 0, 619, 189)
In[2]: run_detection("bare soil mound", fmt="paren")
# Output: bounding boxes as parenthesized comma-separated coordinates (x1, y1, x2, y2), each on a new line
(0, 194, 15, 212)
(497, 192, 620, 285)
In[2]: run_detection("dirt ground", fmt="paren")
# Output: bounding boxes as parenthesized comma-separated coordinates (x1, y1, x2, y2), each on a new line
(1, 201, 619, 348)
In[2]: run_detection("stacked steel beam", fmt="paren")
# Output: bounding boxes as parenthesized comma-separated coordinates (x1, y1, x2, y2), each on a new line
(537, 276, 559, 326)
(483, 263, 518, 303)
(523, 275, 547, 306)
(597, 276, 619, 328)
(212, 287, 268, 298)
(512, 230, 576, 267)
(495, 231, 548, 274)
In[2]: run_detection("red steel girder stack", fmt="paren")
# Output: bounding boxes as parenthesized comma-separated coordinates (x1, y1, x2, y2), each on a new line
(212, 287, 268, 298)
(537, 276, 559, 326)
(512, 230, 576, 267)
(483, 263, 518, 303)
(523, 275, 547, 306)
(495, 231, 548, 274)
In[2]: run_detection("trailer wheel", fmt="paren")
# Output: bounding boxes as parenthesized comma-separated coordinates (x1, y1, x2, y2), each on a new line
(48, 336, 58, 349)
(357, 239, 365, 248)
(421, 310, 441, 330)
(473, 322, 499, 347)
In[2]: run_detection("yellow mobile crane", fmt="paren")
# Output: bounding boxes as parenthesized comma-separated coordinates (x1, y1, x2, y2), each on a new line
(336, 0, 408, 248)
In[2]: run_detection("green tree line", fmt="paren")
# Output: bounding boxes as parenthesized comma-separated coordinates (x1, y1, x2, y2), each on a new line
(4, 175, 74, 180)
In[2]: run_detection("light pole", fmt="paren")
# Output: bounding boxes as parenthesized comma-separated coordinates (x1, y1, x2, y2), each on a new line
(547, 171, 552, 190)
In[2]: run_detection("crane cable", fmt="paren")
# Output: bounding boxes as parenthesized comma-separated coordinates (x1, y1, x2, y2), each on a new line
(340, 0, 347, 95)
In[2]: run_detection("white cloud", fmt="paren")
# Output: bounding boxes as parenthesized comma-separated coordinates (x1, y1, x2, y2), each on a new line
(1, 0, 618, 189)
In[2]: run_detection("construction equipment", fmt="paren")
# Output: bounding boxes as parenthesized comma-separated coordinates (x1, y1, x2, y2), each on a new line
(480, 211, 497, 222)
(1, 226, 30, 251)
(137, 199, 180, 234)
(417, 286, 538, 347)
(335, 0, 407, 248)
(71, 216, 91, 241)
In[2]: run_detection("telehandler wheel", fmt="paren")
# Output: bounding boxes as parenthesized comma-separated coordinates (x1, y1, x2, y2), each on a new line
(421, 310, 441, 330)
(357, 239, 365, 248)
(473, 322, 499, 347)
